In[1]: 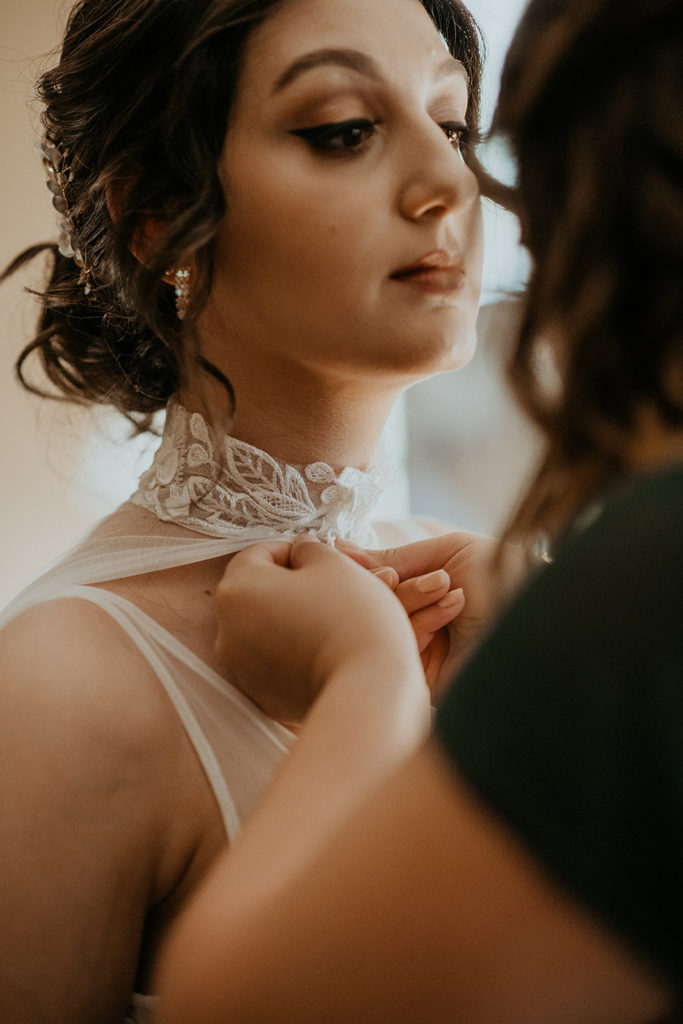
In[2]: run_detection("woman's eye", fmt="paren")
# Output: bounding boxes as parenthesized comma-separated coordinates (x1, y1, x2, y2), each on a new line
(290, 118, 377, 154)
(440, 121, 468, 151)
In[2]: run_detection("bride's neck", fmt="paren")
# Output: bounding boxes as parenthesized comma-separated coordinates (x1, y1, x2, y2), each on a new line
(184, 364, 402, 472)
(232, 388, 397, 471)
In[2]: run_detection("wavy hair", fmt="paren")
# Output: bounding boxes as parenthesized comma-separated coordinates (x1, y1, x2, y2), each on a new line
(495, 0, 683, 543)
(3, 0, 484, 433)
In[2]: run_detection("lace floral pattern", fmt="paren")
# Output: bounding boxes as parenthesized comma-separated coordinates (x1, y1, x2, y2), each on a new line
(132, 401, 386, 545)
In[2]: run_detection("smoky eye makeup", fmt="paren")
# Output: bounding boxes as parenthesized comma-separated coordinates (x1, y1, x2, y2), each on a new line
(287, 116, 480, 159)
(279, 83, 381, 155)
(288, 117, 380, 155)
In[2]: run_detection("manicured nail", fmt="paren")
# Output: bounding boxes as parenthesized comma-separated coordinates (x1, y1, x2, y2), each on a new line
(437, 587, 464, 609)
(372, 566, 398, 586)
(416, 569, 450, 593)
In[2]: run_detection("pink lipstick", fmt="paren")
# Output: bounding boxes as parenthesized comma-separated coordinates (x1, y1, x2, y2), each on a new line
(390, 250, 466, 294)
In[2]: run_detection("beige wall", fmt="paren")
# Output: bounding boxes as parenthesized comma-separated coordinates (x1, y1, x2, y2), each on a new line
(0, 1, 130, 605)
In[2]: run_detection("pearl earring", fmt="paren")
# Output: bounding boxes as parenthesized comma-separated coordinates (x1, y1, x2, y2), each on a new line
(172, 266, 191, 320)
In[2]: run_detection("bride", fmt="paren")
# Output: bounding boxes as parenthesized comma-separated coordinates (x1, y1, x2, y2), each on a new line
(0, 0, 494, 1018)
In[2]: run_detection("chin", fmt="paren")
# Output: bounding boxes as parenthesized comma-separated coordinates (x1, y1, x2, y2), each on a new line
(441, 328, 478, 372)
(400, 320, 478, 379)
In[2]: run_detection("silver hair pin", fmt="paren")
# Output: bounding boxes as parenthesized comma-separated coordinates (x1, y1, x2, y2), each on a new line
(36, 137, 93, 295)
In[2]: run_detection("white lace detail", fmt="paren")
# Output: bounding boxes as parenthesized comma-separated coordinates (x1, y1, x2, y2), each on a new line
(131, 401, 386, 546)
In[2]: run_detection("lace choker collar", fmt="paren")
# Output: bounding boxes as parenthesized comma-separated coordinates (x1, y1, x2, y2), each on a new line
(132, 401, 387, 546)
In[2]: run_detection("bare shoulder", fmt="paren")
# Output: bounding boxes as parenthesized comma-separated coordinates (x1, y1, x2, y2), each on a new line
(0, 595, 177, 757)
(0, 594, 192, 918)
(0, 597, 206, 1018)
(0, 596, 182, 873)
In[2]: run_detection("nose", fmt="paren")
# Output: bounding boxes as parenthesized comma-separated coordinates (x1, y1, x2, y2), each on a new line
(397, 121, 479, 222)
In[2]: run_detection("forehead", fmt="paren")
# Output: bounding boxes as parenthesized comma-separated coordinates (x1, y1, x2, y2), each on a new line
(239, 0, 465, 96)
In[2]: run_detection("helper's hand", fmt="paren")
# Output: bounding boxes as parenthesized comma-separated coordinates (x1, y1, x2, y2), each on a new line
(214, 537, 423, 725)
(367, 564, 465, 693)
(340, 532, 529, 685)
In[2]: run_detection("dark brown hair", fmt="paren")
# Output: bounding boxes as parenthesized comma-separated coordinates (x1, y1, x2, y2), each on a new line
(495, 0, 683, 543)
(3, 0, 484, 432)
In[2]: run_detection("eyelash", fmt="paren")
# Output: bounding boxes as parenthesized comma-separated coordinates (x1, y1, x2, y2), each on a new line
(440, 121, 478, 152)
(290, 118, 478, 156)
(290, 118, 379, 153)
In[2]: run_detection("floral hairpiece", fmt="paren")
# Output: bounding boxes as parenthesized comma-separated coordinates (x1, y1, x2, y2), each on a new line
(36, 137, 93, 295)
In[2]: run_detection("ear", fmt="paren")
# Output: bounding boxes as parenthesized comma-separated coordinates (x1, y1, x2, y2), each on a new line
(105, 179, 170, 266)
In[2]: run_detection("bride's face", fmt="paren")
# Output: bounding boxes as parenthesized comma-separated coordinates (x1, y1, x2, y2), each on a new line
(203, 0, 483, 383)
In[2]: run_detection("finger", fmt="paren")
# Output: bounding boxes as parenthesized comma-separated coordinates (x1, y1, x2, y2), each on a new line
(370, 566, 400, 589)
(289, 534, 346, 571)
(367, 533, 481, 583)
(215, 543, 293, 614)
(395, 569, 450, 614)
(421, 630, 451, 694)
(334, 539, 382, 571)
(418, 631, 436, 658)
(223, 540, 293, 573)
(410, 588, 465, 643)
(291, 531, 321, 547)
(366, 537, 451, 582)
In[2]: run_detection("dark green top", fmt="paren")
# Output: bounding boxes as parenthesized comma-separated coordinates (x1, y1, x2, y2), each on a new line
(435, 463, 683, 989)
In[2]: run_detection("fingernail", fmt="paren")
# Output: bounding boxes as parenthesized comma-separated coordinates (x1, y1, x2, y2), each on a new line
(416, 569, 450, 593)
(437, 587, 464, 609)
(372, 566, 398, 586)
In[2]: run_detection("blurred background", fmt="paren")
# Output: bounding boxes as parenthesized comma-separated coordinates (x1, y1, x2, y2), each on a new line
(0, 0, 537, 606)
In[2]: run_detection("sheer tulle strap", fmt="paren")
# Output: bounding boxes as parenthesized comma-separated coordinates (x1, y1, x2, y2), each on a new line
(47, 583, 246, 840)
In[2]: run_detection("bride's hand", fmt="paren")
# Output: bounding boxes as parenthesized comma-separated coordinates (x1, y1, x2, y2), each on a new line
(214, 537, 423, 725)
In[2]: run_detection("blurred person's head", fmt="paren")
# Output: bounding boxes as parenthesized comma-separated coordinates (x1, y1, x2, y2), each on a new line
(495, 0, 683, 540)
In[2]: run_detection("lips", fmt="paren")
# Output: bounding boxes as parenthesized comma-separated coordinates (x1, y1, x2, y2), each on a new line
(390, 250, 466, 294)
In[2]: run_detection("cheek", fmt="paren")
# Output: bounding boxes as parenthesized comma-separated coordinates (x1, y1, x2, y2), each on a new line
(230, 149, 378, 270)
(223, 186, 351, 284)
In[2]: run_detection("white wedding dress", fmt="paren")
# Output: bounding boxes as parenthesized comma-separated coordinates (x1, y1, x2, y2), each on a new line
(0, 400, 435, 1023)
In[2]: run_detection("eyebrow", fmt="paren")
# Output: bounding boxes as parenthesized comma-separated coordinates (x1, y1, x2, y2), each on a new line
(436, 55, 469, 87)
(272, 47, 468, 95)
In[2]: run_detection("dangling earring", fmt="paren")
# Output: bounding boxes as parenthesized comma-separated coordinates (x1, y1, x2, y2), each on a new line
(172, 266, 191, 320)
